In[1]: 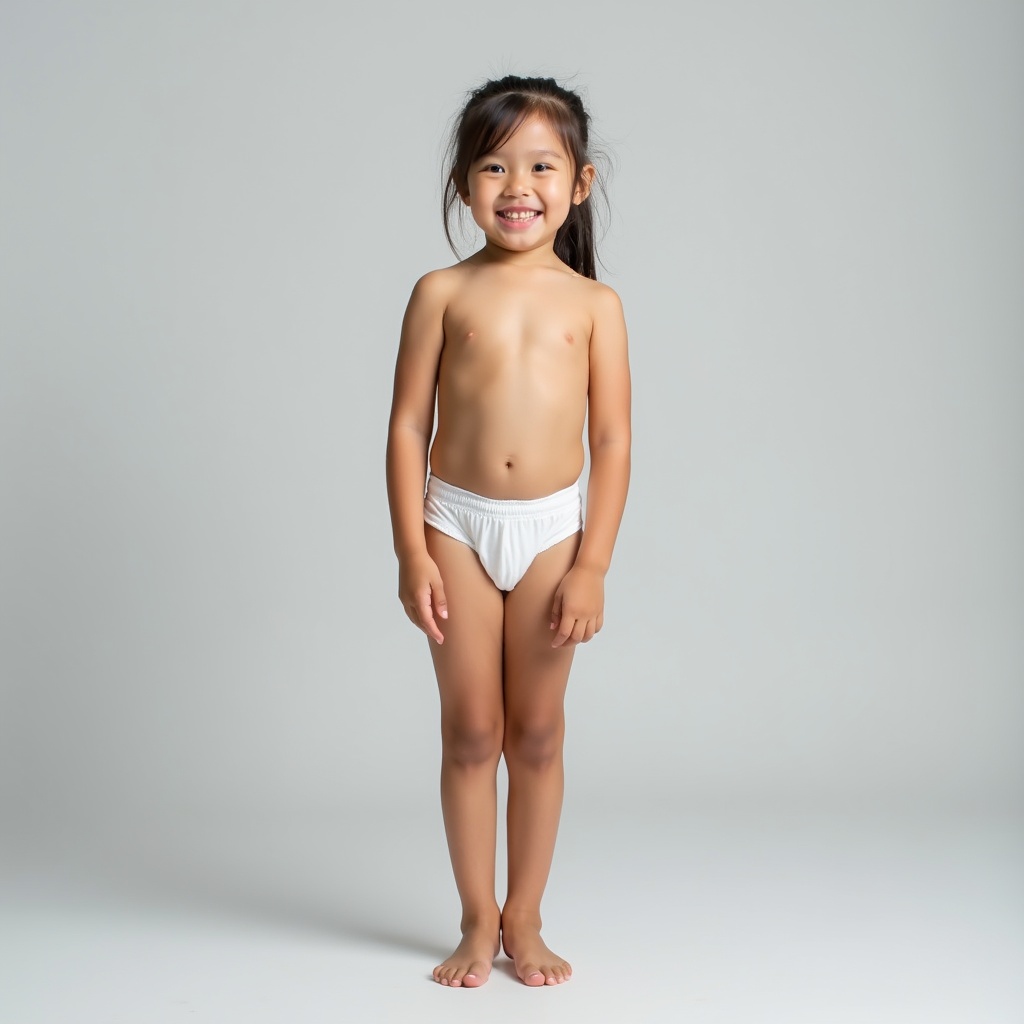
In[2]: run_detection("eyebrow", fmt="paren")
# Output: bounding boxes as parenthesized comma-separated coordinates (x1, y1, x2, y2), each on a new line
(479, 148, 564, 161)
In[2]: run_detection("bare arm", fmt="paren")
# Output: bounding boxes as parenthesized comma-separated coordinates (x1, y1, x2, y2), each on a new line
(577, 285, 631, 573)
(385, 271, 450, 642)
(550, 285, 632, 647)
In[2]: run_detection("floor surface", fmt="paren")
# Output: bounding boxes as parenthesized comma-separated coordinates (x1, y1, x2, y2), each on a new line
(3, 802, 1023, 1023)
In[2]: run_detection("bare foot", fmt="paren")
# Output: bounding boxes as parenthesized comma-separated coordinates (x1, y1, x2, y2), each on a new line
(501, 910, 572, 986)
(433, 914, 501, 988)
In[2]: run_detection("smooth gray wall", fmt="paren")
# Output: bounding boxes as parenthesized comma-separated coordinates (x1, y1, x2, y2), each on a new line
(2, 0, 1021, 831)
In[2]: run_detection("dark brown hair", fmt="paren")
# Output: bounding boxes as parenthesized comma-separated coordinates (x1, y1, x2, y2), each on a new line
(442, 75, 605, 280)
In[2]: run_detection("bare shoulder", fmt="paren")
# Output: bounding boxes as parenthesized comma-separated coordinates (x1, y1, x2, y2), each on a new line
(576, 278, 626, 333)
(566, 273, 621, 310)
(592, 278, 624, 309)
(398, 265, 470, 358)
(408, 264, 463, 307)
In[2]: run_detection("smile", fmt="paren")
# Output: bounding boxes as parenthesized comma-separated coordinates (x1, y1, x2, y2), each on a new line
(498, 210, 541, 221)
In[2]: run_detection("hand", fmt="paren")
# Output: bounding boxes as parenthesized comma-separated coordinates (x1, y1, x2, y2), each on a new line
(398, 553, 448, 644)
(550, 565, 605, 648)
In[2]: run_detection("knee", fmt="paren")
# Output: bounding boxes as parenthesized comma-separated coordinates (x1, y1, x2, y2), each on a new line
(503, 718, 564, 769)
(442, 717, 503, 768)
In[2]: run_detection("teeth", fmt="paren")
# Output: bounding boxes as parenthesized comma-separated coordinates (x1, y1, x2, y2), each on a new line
(502, 210, 538, 220)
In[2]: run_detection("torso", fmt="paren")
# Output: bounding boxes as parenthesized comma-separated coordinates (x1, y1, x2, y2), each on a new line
(429, 259, 595, 500)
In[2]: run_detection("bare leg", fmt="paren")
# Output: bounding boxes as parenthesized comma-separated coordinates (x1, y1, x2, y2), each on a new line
(425, 526, 505, 987)
(500, 532, 579, 986)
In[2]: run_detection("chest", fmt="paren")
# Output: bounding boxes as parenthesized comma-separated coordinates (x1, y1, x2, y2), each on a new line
(442, 283, 591, 364)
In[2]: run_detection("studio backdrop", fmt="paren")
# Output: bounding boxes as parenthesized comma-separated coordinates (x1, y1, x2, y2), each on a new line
(1, 0, 1021, 838)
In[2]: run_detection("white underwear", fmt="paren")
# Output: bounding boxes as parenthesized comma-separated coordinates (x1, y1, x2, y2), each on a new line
(423, 475, 582, 591)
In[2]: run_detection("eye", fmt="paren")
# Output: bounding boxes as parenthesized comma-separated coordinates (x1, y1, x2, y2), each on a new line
(482, 163, 504, 174)
(533, 163, 552, 172)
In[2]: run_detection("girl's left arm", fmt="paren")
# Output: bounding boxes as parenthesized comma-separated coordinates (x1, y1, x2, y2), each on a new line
(550, 285, 631, 647)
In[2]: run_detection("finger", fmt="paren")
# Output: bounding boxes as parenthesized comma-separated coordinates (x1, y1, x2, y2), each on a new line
(582, 619, 597, 643)
(432, 579, 448, 621)
(570, 619, 587, 643)
(552, 615, 576, 648)
(550, 592, 563, 631)
(417, 593, 444, 645)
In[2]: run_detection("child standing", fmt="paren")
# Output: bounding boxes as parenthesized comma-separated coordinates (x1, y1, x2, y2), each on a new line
(386, 75, 631, 988)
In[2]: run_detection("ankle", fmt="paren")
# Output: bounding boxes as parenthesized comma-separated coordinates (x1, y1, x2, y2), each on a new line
(500, 905, 542, 929)
(461, 905, 501, 931)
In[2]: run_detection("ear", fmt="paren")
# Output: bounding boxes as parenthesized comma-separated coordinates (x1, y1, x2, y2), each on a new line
(573, 164, 596, 205)
(452, 172, 471, 206)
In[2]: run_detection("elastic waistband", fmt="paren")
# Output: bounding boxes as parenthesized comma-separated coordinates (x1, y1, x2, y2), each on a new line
(425, 475, 580, 519)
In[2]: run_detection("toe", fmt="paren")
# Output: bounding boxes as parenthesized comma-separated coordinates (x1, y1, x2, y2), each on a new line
(520, 962, 545, 987)
(463, 963, 486, 987)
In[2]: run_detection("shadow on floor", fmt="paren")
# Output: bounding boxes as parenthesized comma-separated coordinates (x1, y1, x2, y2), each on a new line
(12, 813, 453, 960)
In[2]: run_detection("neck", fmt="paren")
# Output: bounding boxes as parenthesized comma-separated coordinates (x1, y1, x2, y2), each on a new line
(477, 239, 564, 270)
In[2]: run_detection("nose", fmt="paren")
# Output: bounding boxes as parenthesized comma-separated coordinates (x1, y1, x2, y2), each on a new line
(503, 170, 531, 196)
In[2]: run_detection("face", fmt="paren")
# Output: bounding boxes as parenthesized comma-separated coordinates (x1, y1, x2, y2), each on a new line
(462, 114, 594, 257)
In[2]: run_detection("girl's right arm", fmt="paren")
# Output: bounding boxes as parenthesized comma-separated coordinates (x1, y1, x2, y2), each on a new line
(386, 271, 451, 644)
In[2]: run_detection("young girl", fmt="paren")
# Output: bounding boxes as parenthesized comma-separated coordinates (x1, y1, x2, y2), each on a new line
(386, 75, 631, 988)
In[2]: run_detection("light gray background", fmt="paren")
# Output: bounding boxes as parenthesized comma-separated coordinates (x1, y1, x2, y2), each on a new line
(2, 1, 1022, 1021)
